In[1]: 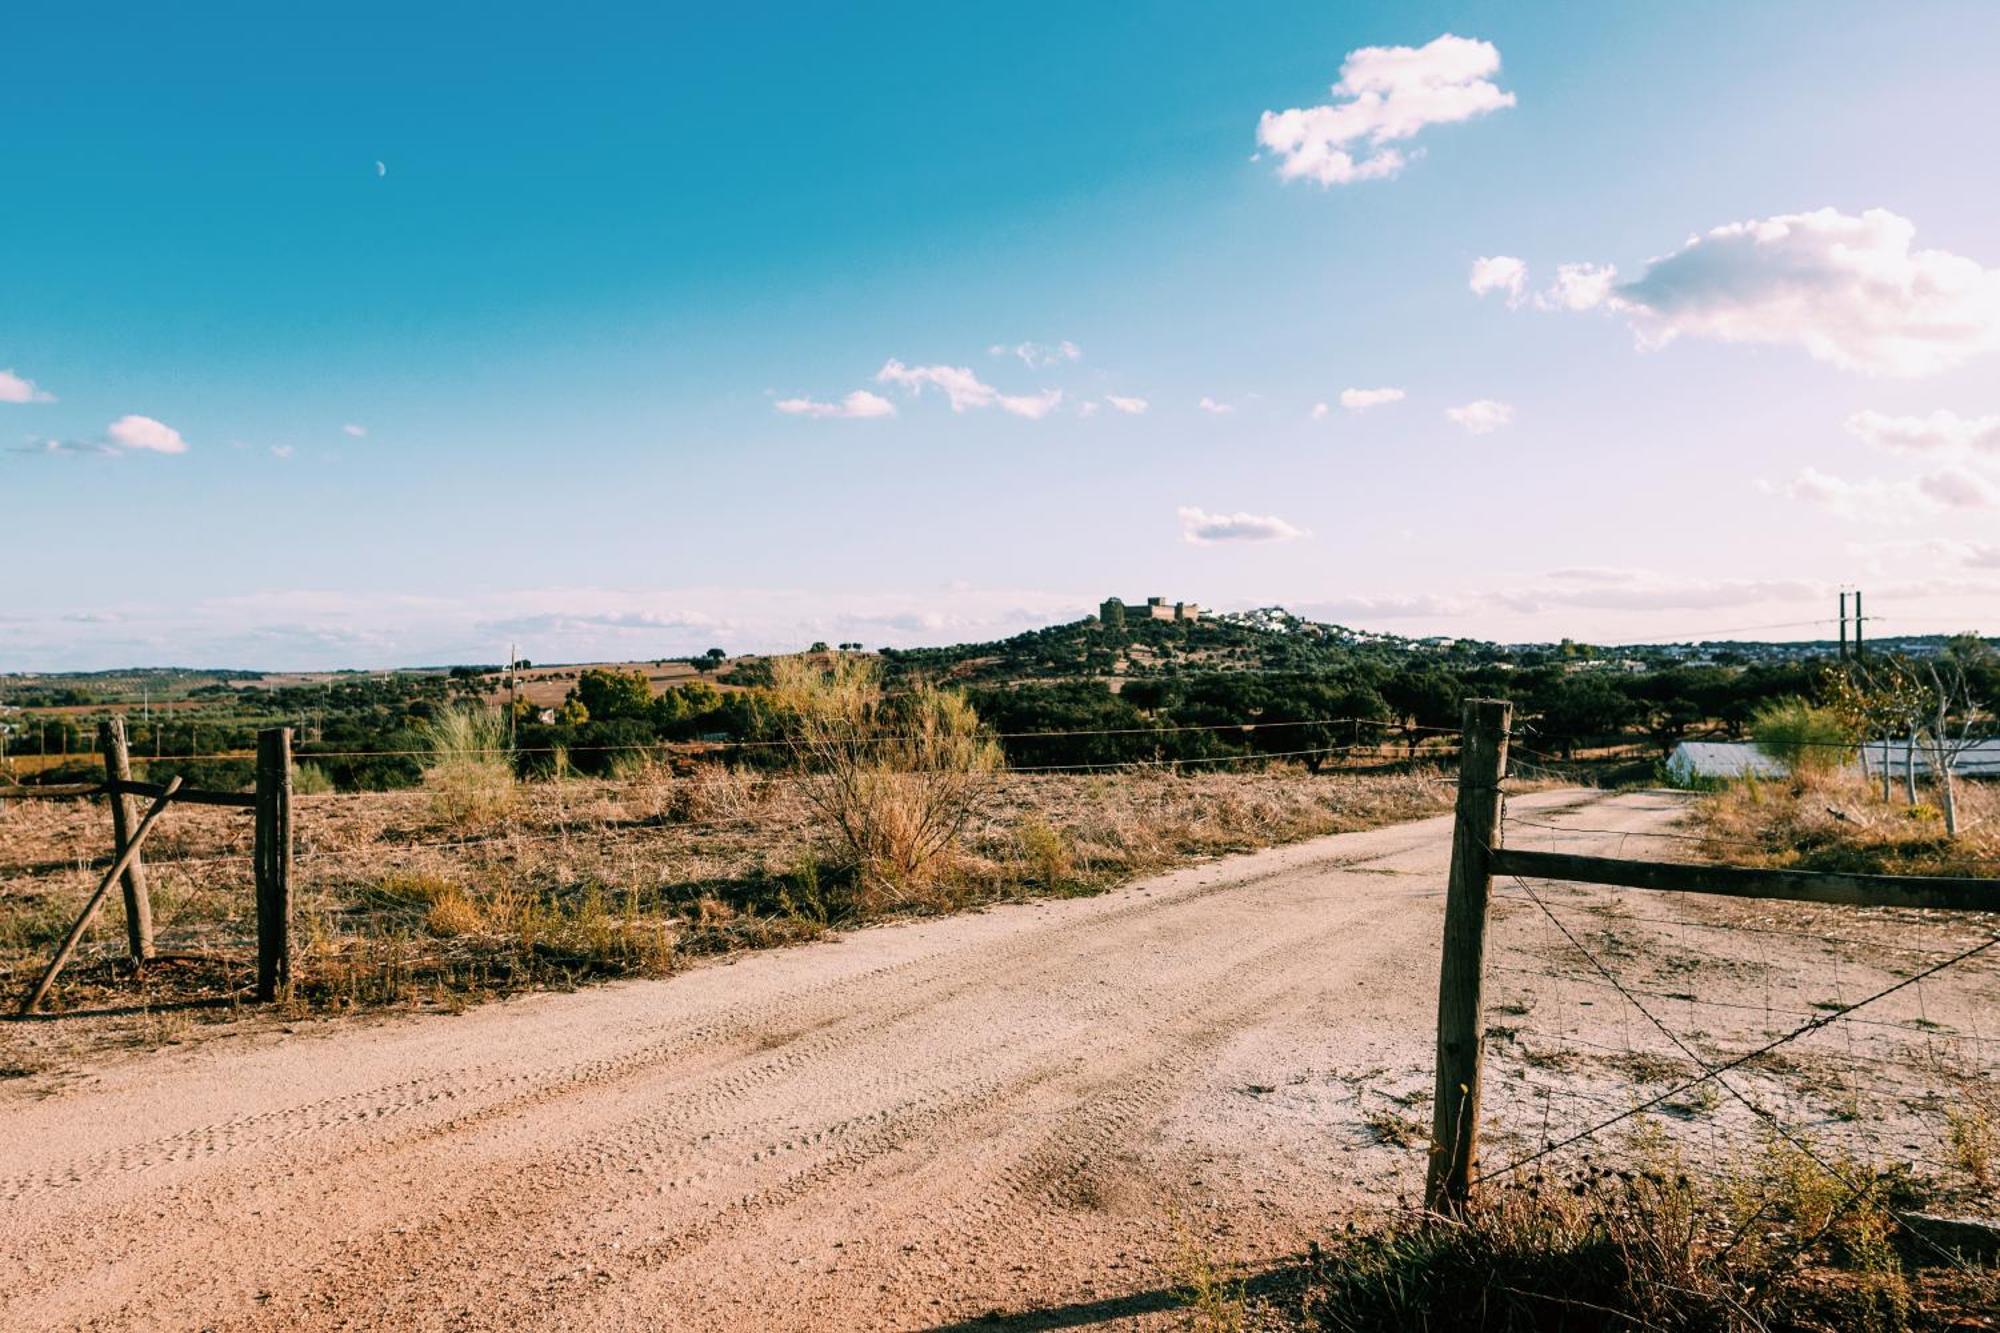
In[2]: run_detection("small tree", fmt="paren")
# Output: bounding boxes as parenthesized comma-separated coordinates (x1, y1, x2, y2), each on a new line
(1917, 652, 1991, 838)
(571, 667, 652, 722)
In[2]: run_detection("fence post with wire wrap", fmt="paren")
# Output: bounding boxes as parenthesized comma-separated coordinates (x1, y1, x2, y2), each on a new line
(98, 716, 155, 966)
(254, 726, 294, 1001)
(1425, 697, 1511, 1215)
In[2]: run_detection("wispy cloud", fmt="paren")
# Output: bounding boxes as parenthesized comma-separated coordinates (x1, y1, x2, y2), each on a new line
(875, 359, 1060, 418)
(1845, 409, 2000, 456)
(1339, 386, 1406, 411)
(1772, 464, 2000, 521)
(1104, 394, 1148, 415)
(0, 369, 56, 404)
(775, 389, 898, 420)
(1257, 34, 1515, 186)
(996, 389, 1064, 420)
(1197, 396, 1233, 415)
(342, 423, 368, 438)
(270, 444, 295, 459)
(1177, 505, 1307, 545)
(1445, 399, 1513, 434)
(989, 339, 1080, 368)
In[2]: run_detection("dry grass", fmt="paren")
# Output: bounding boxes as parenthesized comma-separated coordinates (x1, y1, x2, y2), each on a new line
(768, 654, 999, 898)
(1282, 1129, 1998, 1332)
(420, 704, 516, 829)
(0, 763, 1456, 1065)
(1688, 769, 2000, 878)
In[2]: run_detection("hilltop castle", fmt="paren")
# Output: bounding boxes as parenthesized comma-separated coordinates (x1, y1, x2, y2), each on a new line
(1099, 596, 1201, 626)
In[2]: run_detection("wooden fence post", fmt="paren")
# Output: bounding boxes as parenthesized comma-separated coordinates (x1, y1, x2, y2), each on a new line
(22, 778, 181, 1014)
(254, 727, 294, 1002)
(99, 717, 155, 965)
(1426, 697, 1512, 1214)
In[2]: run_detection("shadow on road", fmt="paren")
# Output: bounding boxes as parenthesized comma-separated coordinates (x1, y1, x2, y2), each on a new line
(918, 1262, 1302, 1331)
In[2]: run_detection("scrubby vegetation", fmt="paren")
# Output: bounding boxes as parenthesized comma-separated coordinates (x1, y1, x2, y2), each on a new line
(6, 616, 1994, 793)
(0, 762, 1457, 1063)
(1283, 1135, 1998, 1331)
(1690, 768, 2000, 878)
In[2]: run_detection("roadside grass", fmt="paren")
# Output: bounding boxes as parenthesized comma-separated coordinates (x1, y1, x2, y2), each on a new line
(1688, 769, 2000, 878)
(0, 764, 1459, 1055)
(1280, 1129, 1999, 1332)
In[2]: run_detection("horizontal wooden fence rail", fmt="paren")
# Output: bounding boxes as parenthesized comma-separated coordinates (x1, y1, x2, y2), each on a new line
(109, 778, 259, 810)
(0, 779, 258, 809)
(1489, 847, 2000, 915)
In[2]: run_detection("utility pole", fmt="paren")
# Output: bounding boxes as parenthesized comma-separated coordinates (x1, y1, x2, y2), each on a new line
(508, 641, 518, 751)
(1854, 589, 1866, 661)
(1839, 591, 1849, 661)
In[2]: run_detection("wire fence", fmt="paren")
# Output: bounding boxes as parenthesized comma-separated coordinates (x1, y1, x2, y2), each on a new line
(1469, 798, 2000, 1263)
(8, 706, 1999, 1253)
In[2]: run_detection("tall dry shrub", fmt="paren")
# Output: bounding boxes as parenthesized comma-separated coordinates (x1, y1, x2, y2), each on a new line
(421, 704, 515, 827)
(770, 654, 998, 897)
(1751, 698, 1855, 778)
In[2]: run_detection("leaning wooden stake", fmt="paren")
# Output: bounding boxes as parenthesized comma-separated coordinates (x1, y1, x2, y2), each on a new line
(99, 717, 156, 964)
(20, 777, 182, 1014)
(1425, 698, 1512, 1214)
(254, 727, 294, 1002)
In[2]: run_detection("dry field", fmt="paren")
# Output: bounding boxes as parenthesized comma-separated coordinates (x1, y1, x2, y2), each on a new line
(1691, 767, 2000, 877)
(0, 787, 1994, 1330)
(0, 765, 1455, 1076)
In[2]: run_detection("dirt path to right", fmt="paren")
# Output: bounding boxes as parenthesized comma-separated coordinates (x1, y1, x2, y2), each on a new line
(1, 786, 1992, 1331)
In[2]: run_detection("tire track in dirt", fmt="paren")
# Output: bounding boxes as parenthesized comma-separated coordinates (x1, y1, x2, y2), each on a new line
(1, 789, 1656, 1331)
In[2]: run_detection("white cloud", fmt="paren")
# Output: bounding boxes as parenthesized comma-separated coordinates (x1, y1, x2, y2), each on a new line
(876, 360, 995, 412)
(1773, 465, 1999, 522)
(1445, 399, 1513, 434)
(1311, 402, 1330, 420)
(1257, 34, 1514, 186)
(1177, 505, 1307, 545)
(1606, 208, 2000, 376)
(342, 423, 368, 438)
(875, 359, 1058, 419)
(1539, 262, 1619, 312)
(998, 388, 1064, 419)
(1844, 408, 2000, 456)
(1105, 394, 1149, 415)
(1916, 467, 2000, 509)
(989, 339, 1081, 368)
(105, 414, 188, 454)
(1198, 396, 1233, 414)
(0, 369, 55, 404)
(1339, 386, 1406, 411)
(1077, 400, 1100, 418)
(270, 445, 295, 459)
(775, 389, 898, 420)
(1469, 255, 1526, 305)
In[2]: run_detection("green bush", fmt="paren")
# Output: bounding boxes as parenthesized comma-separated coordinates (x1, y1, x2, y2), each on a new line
(1751, 698, 1856, 775)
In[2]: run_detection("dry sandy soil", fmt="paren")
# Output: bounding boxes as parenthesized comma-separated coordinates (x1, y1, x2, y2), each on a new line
(1, 788, 1994, 1331)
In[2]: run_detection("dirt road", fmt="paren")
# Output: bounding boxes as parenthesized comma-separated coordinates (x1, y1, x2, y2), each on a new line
(2, 788, 1990, 1330)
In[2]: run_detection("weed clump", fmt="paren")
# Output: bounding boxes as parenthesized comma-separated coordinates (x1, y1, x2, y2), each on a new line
(421, 705, 515, 828)
(1296, 1138, 1994, 1333)
(770, 654, 999, 902)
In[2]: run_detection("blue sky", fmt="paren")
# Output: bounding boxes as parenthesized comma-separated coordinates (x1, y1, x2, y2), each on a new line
(6, 2, 2000, 669)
